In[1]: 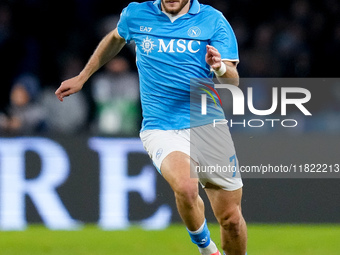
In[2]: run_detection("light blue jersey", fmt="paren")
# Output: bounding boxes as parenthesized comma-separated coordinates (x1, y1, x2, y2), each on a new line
(117, 0, 239, 131)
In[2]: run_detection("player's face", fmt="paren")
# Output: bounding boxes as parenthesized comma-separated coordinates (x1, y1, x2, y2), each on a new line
(161, 0, 190, 15)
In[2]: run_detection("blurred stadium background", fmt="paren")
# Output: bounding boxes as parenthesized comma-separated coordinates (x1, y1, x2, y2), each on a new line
(0, 0, 339, 254)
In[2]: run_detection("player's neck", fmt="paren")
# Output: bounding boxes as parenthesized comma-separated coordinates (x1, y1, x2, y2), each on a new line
(162, 11, 185, 23)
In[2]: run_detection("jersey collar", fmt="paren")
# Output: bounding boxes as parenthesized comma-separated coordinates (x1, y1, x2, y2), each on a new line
(153, 0, 201, 15)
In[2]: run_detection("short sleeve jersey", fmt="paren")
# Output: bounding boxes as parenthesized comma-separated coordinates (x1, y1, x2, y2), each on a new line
(117, 0, 239, 131)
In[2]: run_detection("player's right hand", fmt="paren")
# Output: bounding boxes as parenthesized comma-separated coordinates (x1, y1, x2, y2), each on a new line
(55, 76, 84, 102)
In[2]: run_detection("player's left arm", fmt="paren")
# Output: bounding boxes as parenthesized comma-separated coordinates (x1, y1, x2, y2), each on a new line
(205, 45, 239, 86)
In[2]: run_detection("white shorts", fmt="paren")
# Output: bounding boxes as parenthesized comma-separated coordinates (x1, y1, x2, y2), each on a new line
(140, 123, 243, 191)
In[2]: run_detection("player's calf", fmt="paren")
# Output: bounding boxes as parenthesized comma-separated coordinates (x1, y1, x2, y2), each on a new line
(218, 210, 247, 255)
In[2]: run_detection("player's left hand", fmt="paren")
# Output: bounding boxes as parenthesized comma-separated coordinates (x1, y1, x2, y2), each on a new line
(205, 45, 222, 71)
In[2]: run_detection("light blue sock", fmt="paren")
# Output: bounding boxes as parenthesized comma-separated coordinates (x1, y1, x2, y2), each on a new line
(187, 219, 211, 248)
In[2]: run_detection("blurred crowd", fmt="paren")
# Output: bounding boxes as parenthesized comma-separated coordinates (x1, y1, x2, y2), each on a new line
(0, 0, 339, 136)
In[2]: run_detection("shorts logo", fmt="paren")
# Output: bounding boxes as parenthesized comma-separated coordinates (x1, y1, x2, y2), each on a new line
(141, 36, 156, 55)
(188, 27, 201, 37)
(156, 148, 163, 160)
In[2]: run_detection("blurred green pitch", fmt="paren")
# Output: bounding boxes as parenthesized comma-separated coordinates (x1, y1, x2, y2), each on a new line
(0, 224, 339, 255)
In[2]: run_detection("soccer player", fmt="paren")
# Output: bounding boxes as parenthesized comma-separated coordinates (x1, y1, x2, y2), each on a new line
(55, 0, 247, 254)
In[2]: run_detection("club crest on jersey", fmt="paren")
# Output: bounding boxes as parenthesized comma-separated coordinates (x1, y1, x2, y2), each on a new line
(188, 27, 201, 37)
(141, 36, 156, 55)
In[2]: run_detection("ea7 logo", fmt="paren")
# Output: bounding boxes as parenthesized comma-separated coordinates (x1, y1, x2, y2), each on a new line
(140, 26, 153, 32)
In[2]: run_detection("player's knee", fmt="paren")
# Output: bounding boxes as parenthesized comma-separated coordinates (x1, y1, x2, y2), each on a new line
(173, 182, 199, 206)
(219, 209, 243, 238)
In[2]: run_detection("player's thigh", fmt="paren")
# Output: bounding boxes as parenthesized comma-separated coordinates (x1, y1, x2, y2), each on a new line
(140, 129, 199, 194)
(204, 185, 243, 221)
(161, 151, 199, 196)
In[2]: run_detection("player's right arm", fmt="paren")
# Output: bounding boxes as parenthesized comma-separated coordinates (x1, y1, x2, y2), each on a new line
(55, 28, 126, 102)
